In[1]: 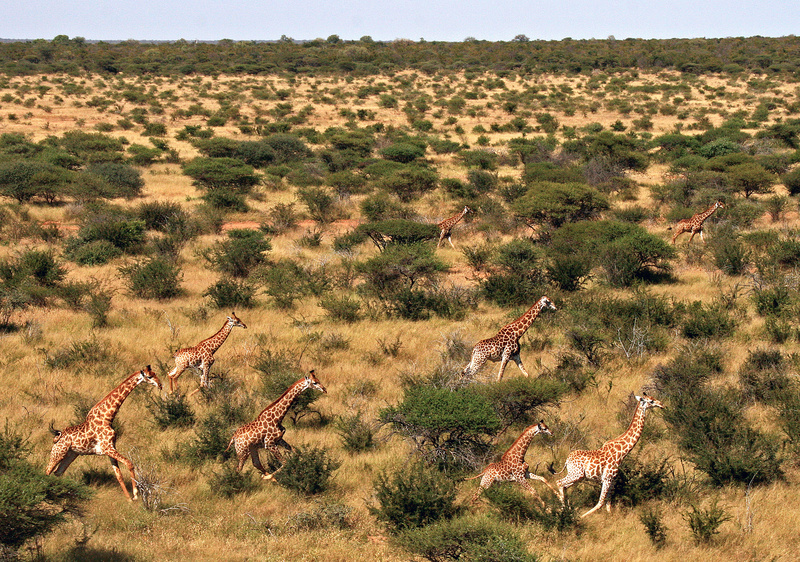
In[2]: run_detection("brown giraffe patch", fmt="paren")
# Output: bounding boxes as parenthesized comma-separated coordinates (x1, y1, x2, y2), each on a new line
(555, 394, 664, 518)
(462, 296, 556, 381)
(45, 366, 162, 501)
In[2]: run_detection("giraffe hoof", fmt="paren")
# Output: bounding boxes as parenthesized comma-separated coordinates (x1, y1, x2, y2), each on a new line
(261, 473, 274, 481)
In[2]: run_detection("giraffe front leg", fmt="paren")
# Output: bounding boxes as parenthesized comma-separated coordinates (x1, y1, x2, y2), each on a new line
(511, 353, 531, 377)
(529, 473, 560, 498)
(261, 444, 288, 480)
(49, 449, 79, 476)
(581, 476, 613, 518)
(497, 354, 511, 381)
(447, 236, 456, 250)
(462, 354, 483, 378)
(518, 479, 545, 506)
(248, 445, 270, 478)
(168, 365, 185, 394)
(107, 455, 134, 501)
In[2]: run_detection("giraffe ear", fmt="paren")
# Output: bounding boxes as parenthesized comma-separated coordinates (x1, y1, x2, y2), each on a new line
(635, 394, 643, 401)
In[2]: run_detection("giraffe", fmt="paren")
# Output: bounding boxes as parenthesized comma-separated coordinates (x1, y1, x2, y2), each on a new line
(462, 296, 556, 381)
(669, 200, 724, 245)
(45, 366, 162, 501)
(437, 205, 472, 249)
(226, 370, 327, 480)
(467, 420, 556, 505)
(167, 312, 246, 394)
(555, 394, 664, 518)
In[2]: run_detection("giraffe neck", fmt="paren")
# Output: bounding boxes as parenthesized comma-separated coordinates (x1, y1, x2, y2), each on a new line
(87, 373, 142, 426)
(506, 299, 545, 337)
(199, 318, 234, 353)
(604, 401, 648, 459)
(696, 203, 718, 224)
(502, 425, 539, 465)
(257, 378, 309, 425)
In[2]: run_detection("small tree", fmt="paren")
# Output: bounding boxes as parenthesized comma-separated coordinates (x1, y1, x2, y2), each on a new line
(513, 182, 609, 228)
(727, 162, 774, 198)
(202, 229, 271, 278)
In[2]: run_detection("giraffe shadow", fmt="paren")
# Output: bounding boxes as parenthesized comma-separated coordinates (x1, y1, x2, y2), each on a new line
(61, 546, 137, 562)
(81, 467, 122, 489)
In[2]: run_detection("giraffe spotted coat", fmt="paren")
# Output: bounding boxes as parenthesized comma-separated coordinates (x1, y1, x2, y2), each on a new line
(468, 420, 555, 504)
(556, 394, 664, 517)
(168, 312, 246, 393)
(670, 200, 724, 245)
(437, 205, 472, 249)
(227, 370, 327, 480)
(462, 296, 556, 381)
(45, 366, 162, 501)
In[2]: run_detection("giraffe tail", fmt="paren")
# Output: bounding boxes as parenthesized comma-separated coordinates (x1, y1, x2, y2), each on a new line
(48, 420, 62, 440)
(224, 435, 235, 452)
(464, 470, 485, 481)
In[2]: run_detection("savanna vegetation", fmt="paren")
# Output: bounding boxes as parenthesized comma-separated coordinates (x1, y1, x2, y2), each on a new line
(2, 35, 800, 561)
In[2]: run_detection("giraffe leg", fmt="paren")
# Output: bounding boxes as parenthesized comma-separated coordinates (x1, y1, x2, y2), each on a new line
(700, 229, 706, 243)
(687, 231, 696, 245)
(511, 353, 531, 377)
(168, 366, 185, 394)
(555, 466, 584, 505)
(50, 449, 79, 476)
(248, 445, 268, 478)
(261, 445, 287, 480)
(497, 354, 511, 381)
(581, 476, 613, 518)
(234, 440, 249, 473)
(462, 355, 484, 378)
(437, 232, 445, 248)
(518, 479, 545, 506)
(471, 473, 493, 504)
(106, 449, 137, 501)
(529, 473, 560, 498)
(447, 236, 455, 250)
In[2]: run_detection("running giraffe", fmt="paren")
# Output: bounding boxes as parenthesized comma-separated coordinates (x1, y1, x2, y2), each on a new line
(45, 366, 162, 501)
(437, 205, 472, 249)
(555, 394, 664, 518)
(669, 200, 724, 245)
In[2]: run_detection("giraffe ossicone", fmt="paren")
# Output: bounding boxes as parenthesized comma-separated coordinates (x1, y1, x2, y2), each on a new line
(468, 420, 556, 505)
(168, 312, 246, 394)
(555, 393, 664, 518)
(227, 370, 327, 481)
(462, 296, 556, 381)
(45, 366, 162, 501)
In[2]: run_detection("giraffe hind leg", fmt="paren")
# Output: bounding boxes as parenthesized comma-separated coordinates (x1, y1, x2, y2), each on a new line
(511, 353, 530, 377)
(471, 473, 493, 504)
(518, 479, 545, 506)
(581, 477, 613, 518)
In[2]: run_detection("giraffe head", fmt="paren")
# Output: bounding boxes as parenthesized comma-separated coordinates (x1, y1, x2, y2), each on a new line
(715, 200, 724, 209)
(228, 312, 247, 330)
(539, 296, 557, 312)
(136, 365, 162, 390)
(464, 206, 473, 215)
(534, 420, 552, 436)
(304, 369, 327, 394)
(635, 394, 664, 410)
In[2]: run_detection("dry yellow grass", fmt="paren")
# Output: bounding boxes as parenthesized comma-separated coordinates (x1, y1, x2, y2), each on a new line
(2, 69, 800, 561)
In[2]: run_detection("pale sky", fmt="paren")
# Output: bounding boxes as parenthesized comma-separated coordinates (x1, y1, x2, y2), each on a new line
(2, 0, 798, 42)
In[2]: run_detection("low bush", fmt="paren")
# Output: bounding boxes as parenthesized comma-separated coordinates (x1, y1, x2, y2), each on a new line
(147, 391, 196, 429)
(209, 462, 258, 498)
(203, 278, 257, 309)
(369, 462, 461, 533)
(684, 500, 730, 544)
(119, 257, 183, 300)
(335, 412, 376, 453)
(274, 446, 340, 495)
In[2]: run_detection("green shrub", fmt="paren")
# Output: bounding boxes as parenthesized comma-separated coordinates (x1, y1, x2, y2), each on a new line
(72, 213, 146, 254)
(202, 229, 271, 278)
(147, 391, 195, 429)
(780, 167, 800, 196)
(297, 185, 337, 223)
(334, 412, 376, 453)
(396, 514, 537, 562)
(0, 423, 92, 552)
(477, 377, 568, 430)
(203, 278, 256, 309)
(681, 301, 735, 339)
(738, 348, 791, 404)
(378, 165, 438, 202)
(185, 412, 234, 464)
(119, 257, 183, 300)
(513, 182, 609, 228)
(209, 462, 258, 498)
(182, 157, 260, 191)
(201, 187, 249, 212)
(639, 506, 668, 548)
(274, 446, 340, 495)
(684, 500, 730, 544)
(319, 294, 361, 323)
(380, 143, 425, 163)
(65, 239, 122, 265)
(369, 462, 461, 533)
(379, 385, 501, 470)
(86, 162, 144, 198)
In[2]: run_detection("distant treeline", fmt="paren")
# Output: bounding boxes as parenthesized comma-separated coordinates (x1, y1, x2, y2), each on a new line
(1, 35, 799, 77)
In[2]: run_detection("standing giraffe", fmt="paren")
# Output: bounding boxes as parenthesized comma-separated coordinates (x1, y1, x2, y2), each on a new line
(555, 394, 664, 518)
(462, 296, 556, 381)
(467, 420, 556, 505)
(437, 205, 472, 249)
(45, 366, 162, 501)
(226, 370, 327, 480)
(669, 200, 724, 245)
(168, 312, 246, 394)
